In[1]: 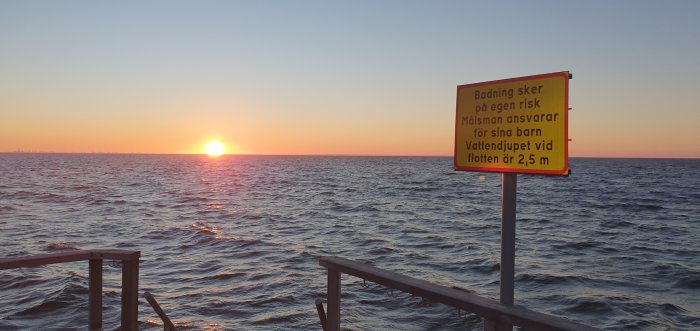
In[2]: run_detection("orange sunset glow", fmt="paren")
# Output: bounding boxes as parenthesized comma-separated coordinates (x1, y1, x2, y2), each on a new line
(204, 141, 225, 157)
(0, 1, 698, 158)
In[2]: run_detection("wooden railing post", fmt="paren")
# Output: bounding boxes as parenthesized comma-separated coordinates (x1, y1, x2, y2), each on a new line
(327, 269, 341, 331)
(121, 259, 139, 330)
(484, 316, 513, 331)
(88, 258, 103, 330)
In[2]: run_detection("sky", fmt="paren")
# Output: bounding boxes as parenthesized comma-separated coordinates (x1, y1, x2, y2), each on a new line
(1, 0, 699, 157)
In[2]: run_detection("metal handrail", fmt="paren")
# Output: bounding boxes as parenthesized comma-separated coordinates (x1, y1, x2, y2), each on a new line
(144, 291, 177, 330)
(319, 256, 601, 331)
(0, 249, 140, 330)
(315, 298, 328, 331)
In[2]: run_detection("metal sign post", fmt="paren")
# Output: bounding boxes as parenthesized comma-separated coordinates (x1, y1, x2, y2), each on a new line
(500, 172, 517, 307)
(454, 72, 570, 331)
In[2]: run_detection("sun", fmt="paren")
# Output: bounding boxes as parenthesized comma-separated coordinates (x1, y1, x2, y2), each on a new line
(204, 141, 225, 157)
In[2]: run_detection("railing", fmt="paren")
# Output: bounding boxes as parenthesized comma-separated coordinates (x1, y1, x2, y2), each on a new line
(0, 249, 140, 331)
(144, 291, 177, 330)
(319, 256, 601, 331)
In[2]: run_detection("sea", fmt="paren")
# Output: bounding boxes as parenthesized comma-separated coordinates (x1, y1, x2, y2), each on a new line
(0, 154, 698, 330)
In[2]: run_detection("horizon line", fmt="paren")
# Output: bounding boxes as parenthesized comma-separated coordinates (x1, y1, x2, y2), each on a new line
(1, 151, 698, 160)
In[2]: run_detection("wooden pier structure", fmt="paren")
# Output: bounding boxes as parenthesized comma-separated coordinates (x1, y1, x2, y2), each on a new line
(2, 249, 601, 330)
(0, 249, 140, 330)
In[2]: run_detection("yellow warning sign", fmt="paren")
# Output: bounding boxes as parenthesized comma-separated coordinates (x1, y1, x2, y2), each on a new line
(454, 72, 569, 175)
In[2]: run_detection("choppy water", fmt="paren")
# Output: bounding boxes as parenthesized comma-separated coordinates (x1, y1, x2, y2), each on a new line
(0, 154, 698, 330)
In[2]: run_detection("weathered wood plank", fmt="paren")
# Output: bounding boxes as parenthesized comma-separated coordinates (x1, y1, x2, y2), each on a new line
(90, 249, 140, 261)
(0, 250, 91, 269)
(326, 269, 341, 331)
(121, 259, 139, 330)
(88, 259, 103, 330)
(0, 249, 141, 271)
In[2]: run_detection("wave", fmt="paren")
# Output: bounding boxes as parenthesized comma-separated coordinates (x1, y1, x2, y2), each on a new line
(46, 242, 78, 251)
(600, 220, 635, 228)
(12, 280, 87, 319)
(552, 241, 598, 250)
(87, 198, 109, 205)
(191, 221, 219, 235)
(200, 272, 248, 281)
(4, 191, 69, 203)
(674, 276, 700, 289)
(408, 186, 441, 192)
(561, 297, 614, 314)
(0, 205, 17, 212)
(468, 260, 500, 274)
(184, 222, 264, 249)
(250, 311, 307, 325)
(331, 203, 380, 213)
(141, 221, 267, 253)
(0, 273, 47, 291)
(515, 273, 590, 286)
(69, 184, 92, 190)
(14, 298, 73, 317)
(178, 197, 211, 203)
(244, 294, 298, 308)
(609, 203, 665, 211)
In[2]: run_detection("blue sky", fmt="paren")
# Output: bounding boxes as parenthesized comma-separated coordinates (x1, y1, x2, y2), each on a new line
(1, 1, 699, 156)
